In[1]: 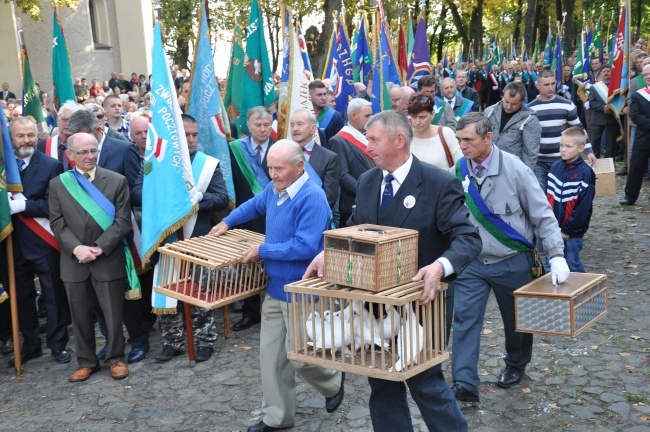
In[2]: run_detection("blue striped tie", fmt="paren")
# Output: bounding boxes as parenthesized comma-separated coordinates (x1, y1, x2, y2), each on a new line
(380, 173, 394, 214)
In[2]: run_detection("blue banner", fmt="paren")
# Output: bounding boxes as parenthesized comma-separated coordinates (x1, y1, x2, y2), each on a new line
(324, 23, 355, 113)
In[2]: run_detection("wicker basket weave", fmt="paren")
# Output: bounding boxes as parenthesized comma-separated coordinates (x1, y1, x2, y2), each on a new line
(153, 230, 267, 310)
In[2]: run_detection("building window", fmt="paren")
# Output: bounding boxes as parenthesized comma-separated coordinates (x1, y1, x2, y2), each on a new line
(89, 0, 111, 49)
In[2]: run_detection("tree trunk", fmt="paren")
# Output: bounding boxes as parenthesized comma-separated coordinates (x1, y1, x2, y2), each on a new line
(174, 7, 192, 69)
(447, 2, 469, 52)
(562, 0, 574, 57)
(524, 0, 537, 52)
(435, 6, 448, 63)
(469, 0, 484, 58)
(535, 0, 546, 56)
(555, 0, 562, 24)
(513, 0, 523, 51)
(312, 0, 338, 78)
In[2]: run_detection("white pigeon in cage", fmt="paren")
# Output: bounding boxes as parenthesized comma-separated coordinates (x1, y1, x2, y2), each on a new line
(307, 308, 351, 356)
(378, 304, 401, 341)
(351, 301, 389, 350)
(393, 304, 424, 372)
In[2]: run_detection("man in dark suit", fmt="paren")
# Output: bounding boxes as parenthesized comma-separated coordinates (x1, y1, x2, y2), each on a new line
(227, 107, 275, 331)
(455, 70, 480, 112)
(588, 65, 619, 158)
(66, 110, 147, 362)
(621, 66, 650, 205)
(290, 109, 339, 211)
(309, 81, 344, 147)
(6, 117, 70, 366)
(440, 77, 473, 122)
(1, 82, 16, 101)
(84, 103, 129, 142)
(36, 101, 82, 171)
(130, 114, 228, 362)
(328, 98, 374, 227)
(49, 132, 132, 382)
(305, 111, 482, 432)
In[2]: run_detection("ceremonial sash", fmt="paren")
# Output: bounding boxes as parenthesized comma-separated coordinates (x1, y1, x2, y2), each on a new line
(635, 75, 646, 89)
(316, 106, 336, 131)
(336, 126, 372, 159)
(59, 170, 141, 299)
(456, 98, 474, 120)
(592, 81, 610, 105)
(454, 158, 534, 252)
(44, 136, 75, 169)
(151, 152, 220, 313)
(229, 139, 269, 197)
(11, 192, 60, 251)
(489, 73, 499, 87)
(637, 87, 650, 104)
(431, 99, 446, 126)
(304, 162, 322, 187)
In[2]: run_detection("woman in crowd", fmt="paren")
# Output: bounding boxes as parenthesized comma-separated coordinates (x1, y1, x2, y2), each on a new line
(407, 94, 462, 170)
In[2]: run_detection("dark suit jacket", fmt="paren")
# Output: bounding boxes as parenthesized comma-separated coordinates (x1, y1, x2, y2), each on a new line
(630, 92, 650, 150)
(106, 127, 128, 142)
(1, 90, 16, 101)
(229, 139, 274, 234)
(318, 109, 345, 146)
(190, 153, 229, 237)
(308, 143, 340, 209)
(49, 167, 132, 282)
(460, 86, 480, 112)
(328, 134, 374, 215)
(98, 135, 141, 191)
(588, 84, 618, 126)
(12, 151, 63, 260)
(350, 157, 482, 279)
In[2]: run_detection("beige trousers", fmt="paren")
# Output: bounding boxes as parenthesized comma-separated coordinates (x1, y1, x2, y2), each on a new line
(260, 297, 342, 428)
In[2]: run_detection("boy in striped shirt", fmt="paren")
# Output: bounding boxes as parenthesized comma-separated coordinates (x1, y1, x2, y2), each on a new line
(547, 127, 596, 271)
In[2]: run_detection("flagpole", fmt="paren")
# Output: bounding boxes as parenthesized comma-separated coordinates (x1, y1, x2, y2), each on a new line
(625, 0, 631, 169)
(4, 235, 21, 377)
(369, 0, 380, 106)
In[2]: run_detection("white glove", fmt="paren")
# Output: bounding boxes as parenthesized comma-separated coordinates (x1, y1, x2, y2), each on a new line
(584, 101, 590, 110)
(585, 83, 592, 90)
(8, 198, 26, 215)
(549, 256, 570, 285)
(196, 191, 203, 202)
(492, 86, 499, 90)
(562, 85, 569, 92)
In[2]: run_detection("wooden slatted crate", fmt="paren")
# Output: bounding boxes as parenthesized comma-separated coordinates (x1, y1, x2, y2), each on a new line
(515, 273, 608, 337)
(323, 224, 419, 292)
(286, 278, 448, 382)
(153, 230, 267, 310)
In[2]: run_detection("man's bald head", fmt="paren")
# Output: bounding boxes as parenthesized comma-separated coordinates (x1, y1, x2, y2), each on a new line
(397, 86, 415, 114)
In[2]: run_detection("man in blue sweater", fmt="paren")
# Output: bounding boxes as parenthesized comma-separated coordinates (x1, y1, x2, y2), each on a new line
(210, 140, 344, 432)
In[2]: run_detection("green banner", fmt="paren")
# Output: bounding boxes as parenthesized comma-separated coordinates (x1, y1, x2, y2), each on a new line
(52, 11, 75, 104)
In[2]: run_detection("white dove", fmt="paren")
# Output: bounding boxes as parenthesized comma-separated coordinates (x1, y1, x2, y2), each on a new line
(393, 304, 424, 372)
(378, 304, 401, 341)
(351, 301, 389, 350)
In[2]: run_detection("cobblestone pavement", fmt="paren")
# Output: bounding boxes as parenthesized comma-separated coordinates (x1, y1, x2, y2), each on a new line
(1, 171, 649, 432)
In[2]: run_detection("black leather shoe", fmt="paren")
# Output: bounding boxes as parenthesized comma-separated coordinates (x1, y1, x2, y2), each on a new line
(2, 339, 14, 355)
(325, 372, 345, 413)
(497, 366, 524, 388)
(195, 346, 213, 362)
(616, 168, 628, 176)
(8, 349, 43, 367)
(52, 349, 71, 363)
(231, 300, 244, 313)
(620, 197, 636, 206)
(97, 345, 108, 360)
(128, 342, 149, 363)
(233, 316, 261, 331)
(154, 345, 182, 362)
(451, 383, 480, 403)
(247, 420, 290, 432)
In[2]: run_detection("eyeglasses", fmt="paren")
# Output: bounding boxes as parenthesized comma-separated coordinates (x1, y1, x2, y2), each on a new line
(408, 96, 434, 105)
(95, 114, 104, 119)
(68, 149, 99, 156)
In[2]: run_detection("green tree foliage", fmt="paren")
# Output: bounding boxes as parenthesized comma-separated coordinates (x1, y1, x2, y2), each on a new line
(6, 0, 80, 21)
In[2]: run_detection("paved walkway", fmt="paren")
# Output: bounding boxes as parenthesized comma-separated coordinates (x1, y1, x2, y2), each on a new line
(1, 171, 649, 431)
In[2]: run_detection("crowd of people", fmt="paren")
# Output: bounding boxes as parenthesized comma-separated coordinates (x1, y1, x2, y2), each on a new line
(1, 36, 648, 430)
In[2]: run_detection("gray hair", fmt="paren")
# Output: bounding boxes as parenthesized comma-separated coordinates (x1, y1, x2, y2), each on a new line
(346, 98, 372, 118)
(57, 100, 82, 117)
(67, 110, 100, 134)
(85, 103, 104, 116)
(292, 109, 317, 126)
(246, 106, 273, 123)
(270, 139, 305, 166)
(457, 112, 492, 139)
(503, 81, 527, 100)
(9, 116, 37, 134)
(365, 111, 413, 146)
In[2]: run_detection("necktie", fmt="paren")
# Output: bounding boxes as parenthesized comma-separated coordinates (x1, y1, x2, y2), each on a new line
(447, 99, 453, 104)
(83, 172, 91, 181)
(255, 145, 262, 165)
(304, 149, 312, 156)
(475, 164, 485, 178)
(380, 173, 394, 214)
(16, 158, 25, 172)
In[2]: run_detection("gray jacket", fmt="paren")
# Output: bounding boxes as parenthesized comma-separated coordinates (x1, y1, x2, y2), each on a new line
(484, 102, 541, 171)
(453, 145, 564, 264)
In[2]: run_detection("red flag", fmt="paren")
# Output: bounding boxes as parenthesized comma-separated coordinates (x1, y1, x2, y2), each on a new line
(608, 4, 627, 100)
(397, 25, 408, 83)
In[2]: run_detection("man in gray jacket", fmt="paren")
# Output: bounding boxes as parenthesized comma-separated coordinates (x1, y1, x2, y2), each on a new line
(483, 82, 541, 171)
(449, 113, 570, 404)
